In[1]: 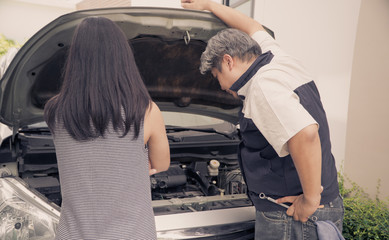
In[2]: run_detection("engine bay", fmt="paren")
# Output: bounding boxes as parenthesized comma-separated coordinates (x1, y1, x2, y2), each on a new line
(0, 125, 252, 215)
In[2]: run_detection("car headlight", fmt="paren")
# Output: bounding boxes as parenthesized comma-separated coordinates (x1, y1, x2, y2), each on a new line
(0, 177, 60, 240)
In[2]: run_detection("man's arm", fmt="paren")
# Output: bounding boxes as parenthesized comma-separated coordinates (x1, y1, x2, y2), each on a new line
(181, 0, 265, 36)
(277, 124, 323, 222)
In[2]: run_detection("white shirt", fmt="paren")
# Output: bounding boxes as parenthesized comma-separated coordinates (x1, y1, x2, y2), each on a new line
(237, 31, 318, 157)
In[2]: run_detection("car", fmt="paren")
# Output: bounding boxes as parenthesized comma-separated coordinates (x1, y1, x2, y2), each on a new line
(0, 7, 273, 240)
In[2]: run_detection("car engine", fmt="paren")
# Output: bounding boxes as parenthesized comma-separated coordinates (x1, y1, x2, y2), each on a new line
(151, 160, 246, 200)
(0, 126, 252, 216)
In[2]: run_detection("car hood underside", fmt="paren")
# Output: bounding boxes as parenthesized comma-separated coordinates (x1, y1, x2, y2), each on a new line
(0, 7, 242, 131)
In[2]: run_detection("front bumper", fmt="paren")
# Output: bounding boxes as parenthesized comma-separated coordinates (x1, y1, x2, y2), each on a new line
(154, 195, 255, 239)
(0, 177, 255, 239)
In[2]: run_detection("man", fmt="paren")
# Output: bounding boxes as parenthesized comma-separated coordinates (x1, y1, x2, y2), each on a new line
(181, 0, 344, 239)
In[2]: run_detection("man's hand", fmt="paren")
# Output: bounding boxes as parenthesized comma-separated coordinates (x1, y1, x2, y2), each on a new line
(276, 186, 324, 222)
(182, 0, 264, 35)
(277, 194, 323, 222)
(181, 0, 210, 11)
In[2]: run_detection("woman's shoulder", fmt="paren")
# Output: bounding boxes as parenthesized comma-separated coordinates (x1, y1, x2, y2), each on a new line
(143, 101, 164, 143)
(145, 101, 161, 119)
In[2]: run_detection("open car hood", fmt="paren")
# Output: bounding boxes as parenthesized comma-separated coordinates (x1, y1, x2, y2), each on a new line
(0, 7, 242, 131)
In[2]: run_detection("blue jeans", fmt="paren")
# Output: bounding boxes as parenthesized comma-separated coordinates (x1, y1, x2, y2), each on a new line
(255, 195, 344, 240)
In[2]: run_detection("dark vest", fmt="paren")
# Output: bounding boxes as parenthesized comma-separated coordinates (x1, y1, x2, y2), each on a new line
(230, 52, 339, 211)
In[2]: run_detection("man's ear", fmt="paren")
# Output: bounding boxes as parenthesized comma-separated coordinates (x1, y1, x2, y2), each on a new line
(222, 54, 234, 70)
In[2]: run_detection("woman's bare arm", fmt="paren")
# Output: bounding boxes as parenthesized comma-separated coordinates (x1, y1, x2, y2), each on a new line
(144, 102, 170, 175)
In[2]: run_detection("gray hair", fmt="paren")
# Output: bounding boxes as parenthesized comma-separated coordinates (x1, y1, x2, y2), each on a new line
(200, 28, 262, 74)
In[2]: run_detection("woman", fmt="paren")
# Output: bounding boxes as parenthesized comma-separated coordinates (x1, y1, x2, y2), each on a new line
(44, 16, 170, 239)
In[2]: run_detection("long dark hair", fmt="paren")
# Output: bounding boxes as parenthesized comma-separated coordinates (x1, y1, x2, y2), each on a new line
(44, 16, 151, 141)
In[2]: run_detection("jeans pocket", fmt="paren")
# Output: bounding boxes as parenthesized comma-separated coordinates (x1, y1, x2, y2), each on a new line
(260, 211, 286, 222)
(255, 211, 287, 240)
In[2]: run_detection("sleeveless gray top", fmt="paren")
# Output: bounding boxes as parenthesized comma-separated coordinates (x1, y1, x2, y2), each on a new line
(53, 122, 156, 240)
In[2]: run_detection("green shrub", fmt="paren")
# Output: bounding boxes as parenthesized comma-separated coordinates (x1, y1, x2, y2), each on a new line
(339, 173, 389, 240)
(0, 34, 20, 57)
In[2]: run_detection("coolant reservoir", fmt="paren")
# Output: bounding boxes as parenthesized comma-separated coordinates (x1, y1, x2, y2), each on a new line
(208, 159, 220, 176)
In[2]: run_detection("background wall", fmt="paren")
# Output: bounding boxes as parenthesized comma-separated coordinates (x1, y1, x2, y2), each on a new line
(253, 0, 361, 170)
(344, 0, 389, 199)
(0, 0, 75, 43)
